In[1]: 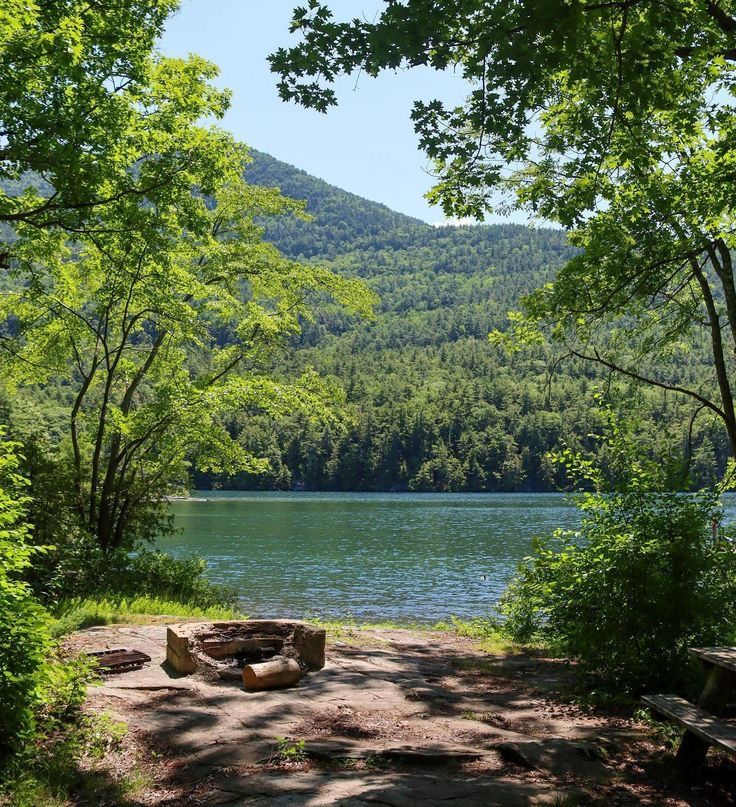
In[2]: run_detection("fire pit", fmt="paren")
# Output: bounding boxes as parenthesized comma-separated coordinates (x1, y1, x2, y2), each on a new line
(166, 620, 326, 689)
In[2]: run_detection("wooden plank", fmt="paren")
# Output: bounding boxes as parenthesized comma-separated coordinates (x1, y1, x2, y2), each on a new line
(642, 694, 736, 756)
(675, 663, 736, 769)
(690, 647, 736, 674)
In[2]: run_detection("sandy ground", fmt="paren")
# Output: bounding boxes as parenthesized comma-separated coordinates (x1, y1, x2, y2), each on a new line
(66, 624, 736, 806)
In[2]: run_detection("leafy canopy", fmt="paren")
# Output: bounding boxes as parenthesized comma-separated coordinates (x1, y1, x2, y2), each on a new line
(2, 147, 373, 551)
(272, 1, 736, 459)
(271, 0, 736, 220)
(0, 0, 229, 235)
(1, 2, 375, 552)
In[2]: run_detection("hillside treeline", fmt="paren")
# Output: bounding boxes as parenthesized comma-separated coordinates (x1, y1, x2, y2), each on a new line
(191, 152, 728, 492)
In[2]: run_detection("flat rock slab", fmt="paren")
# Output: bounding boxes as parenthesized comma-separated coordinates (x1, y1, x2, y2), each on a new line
(72, 624, 646, 805)
(305, 739, 485, 762)
(68, 625, 198, 691)
(490, 738, 611, 781)
(203, 771, 567, 806)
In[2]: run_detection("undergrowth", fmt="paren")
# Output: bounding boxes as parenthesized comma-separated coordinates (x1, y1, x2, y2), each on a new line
(50, 596, 245, 637)
(0, 710, 144, 807)
(0, 651, 145, 807)
(633, 707, 684, 750)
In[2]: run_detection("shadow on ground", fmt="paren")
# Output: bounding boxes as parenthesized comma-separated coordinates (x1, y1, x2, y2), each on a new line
(68, 624, 736, 806)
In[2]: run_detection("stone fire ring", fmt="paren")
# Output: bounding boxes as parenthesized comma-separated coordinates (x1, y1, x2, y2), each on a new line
(166, 620, 326, 685)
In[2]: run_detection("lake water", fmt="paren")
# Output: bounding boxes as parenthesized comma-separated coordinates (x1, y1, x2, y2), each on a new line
(161, 491, 736, 623)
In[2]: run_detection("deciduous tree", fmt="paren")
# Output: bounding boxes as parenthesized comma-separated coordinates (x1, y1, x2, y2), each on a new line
(2, 147, 372, 551)
(1, 1, 225, 238)
(272, 1, 736, 458)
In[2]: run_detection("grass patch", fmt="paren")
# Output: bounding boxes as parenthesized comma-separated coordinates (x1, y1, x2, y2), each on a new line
(302, 614, 547, 654)
(303, 614, 449, 646)
(436, 616, 547, 655)
(50, 596, 245, 638)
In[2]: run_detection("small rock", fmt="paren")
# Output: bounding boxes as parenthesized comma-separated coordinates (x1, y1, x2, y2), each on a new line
(493, 742, 537, 770)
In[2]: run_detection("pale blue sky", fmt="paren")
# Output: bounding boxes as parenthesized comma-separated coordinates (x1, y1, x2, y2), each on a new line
(160, 1, 480, 223)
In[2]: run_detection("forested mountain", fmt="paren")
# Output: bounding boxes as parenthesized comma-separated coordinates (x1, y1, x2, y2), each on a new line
(192, 151, 729, 492)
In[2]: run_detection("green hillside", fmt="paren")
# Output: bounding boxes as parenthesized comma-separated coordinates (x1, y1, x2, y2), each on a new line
(191, 152, 728, 492)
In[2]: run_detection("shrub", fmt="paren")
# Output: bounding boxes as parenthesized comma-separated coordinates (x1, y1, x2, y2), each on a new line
(121, 549, 237, 610)
(499, 416, 736, 694)
(0, 429, 96, 794)
(0, 431, 53, 757)
(33, 534, 236, 611)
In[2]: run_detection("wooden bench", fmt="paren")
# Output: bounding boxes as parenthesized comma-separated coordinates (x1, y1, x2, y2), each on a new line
(643, 647, 736, 771)
(642, 694, 736, 754)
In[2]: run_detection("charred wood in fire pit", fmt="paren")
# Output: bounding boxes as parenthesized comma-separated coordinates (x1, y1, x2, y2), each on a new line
(200, 637, 284, 661)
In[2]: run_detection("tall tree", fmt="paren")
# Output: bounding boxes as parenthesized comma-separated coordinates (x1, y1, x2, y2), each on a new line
(2, 148, 371, 551)
(518, 160, 736, 461)
(271, 1, 736, 458)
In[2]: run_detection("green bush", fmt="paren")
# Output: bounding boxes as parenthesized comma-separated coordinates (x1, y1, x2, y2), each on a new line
(0, 431, 53, 757)
(0, 429, 96, 799)
(500, 431, 736, 694)
(501, 489, 736, 692)
(34, 533, 236, 611)
(121, 549, 237, 610)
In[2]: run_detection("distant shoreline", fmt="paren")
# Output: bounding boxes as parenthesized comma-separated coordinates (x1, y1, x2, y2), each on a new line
(177, 489, 570, 496)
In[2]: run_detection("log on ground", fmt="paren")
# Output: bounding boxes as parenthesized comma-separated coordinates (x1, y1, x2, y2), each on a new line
(242, 656, 302, 690)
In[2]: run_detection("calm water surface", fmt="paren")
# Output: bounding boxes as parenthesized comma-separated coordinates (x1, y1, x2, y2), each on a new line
(160, 492, 736, 623)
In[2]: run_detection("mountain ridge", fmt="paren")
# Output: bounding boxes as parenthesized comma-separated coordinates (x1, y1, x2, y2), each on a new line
(192, 151, 728, 492)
